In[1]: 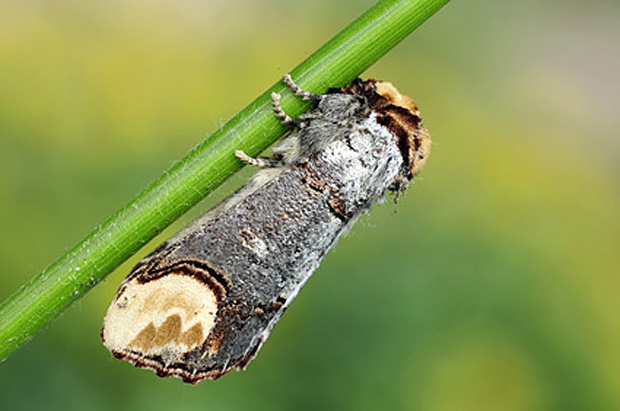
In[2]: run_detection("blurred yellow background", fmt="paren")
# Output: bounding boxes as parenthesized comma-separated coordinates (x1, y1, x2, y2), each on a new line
(1, 0, 619, 409)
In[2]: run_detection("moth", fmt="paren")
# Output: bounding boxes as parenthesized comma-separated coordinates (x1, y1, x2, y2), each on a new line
(101, 74, 431, 383)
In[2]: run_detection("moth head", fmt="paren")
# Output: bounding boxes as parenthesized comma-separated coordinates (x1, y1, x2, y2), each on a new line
(346, 79, 431, 184)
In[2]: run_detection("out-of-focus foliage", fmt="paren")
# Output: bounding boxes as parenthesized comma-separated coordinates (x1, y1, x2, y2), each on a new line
(1, 1, 618, 409)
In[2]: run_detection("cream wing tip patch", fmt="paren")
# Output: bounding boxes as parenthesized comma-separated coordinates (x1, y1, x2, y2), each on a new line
(102, 274, 218, 358)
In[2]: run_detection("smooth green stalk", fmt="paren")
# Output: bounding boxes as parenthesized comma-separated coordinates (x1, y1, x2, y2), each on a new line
(0, 0, 450, 361)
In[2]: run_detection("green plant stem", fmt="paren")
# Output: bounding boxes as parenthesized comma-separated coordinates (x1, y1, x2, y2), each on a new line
(0, 0, 450, 361)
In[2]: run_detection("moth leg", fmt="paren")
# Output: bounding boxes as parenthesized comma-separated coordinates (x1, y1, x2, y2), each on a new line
(271, 74, 323, 127)
(282, 74, 322, 101)
(271, 92, 300, 128)
(235, 150, 285, 168)
(238, 74, 324, 168)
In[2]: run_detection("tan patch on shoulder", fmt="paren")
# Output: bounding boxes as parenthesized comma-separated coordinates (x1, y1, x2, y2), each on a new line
(372, 82, 431, 179)
(375, 81, 420, 117)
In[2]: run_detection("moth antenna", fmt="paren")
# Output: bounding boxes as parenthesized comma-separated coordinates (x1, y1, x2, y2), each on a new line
(271, 92, 301, 128)
(282, 74, 322, 101)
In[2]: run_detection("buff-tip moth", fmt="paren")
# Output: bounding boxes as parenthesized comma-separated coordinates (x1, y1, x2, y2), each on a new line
(101, 74, 431, 383)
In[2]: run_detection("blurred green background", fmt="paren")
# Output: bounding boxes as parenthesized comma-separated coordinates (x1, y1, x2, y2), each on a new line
(1, 0, 619, 409)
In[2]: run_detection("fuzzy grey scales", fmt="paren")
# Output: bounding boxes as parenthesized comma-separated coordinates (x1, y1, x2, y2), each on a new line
(102, 76, 430, 383)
